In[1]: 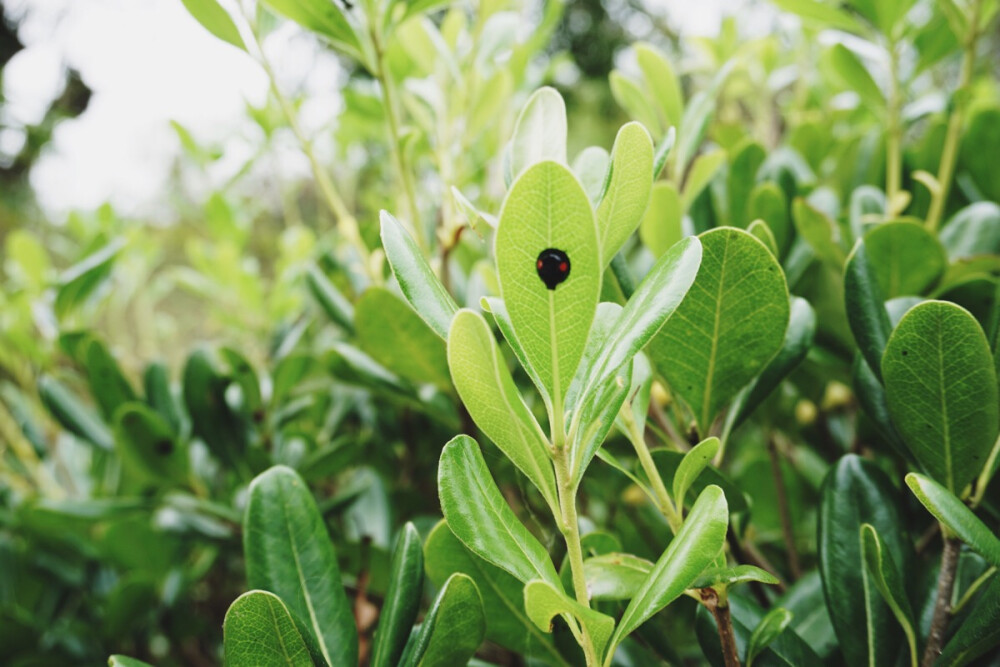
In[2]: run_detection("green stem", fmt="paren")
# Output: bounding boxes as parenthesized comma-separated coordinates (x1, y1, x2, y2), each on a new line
(554, 449, 601, 666)
(886, 41, 903, 217)
(926, 0, 983, 232)
(621, 406, 683, 533)
(369, 20, 425, 252)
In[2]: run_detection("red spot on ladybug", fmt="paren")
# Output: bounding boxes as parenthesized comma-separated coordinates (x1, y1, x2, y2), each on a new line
(536, 248, 571, 290)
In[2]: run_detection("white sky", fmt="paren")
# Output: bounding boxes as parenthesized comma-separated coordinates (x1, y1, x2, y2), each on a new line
(3, 0, 745, 218)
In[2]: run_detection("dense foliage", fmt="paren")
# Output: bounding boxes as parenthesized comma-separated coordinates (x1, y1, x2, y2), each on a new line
(2, 0, 1000, 665)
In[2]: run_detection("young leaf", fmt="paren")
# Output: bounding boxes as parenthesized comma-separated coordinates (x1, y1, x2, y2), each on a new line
(223, 591, 313, 667)
(371, 523, 424, 667)
(863, 221, 947, 297)
(905, 473, 1000, 567)
(447, 310, 558, 510)
(597, 122, 654, 266)
(691, 564, 780, 589)
(673, 437, 720, 508)
(681, 150, 726, 212)
(828, 43, 884, 109)
(819, 455, 912, 667)
(438, 435, 562, 587)
(109, 656, 155, 667)
(938, 574, 1000, 666)
(652, 127, 677, 180)
(113, 403, 188, 486)
(792, 198, 846, 268)
(572, 146, 611, 205)
(860, 524, 919, 667)
(882, 301, 999, 493)
(746, 607, 793, 667)
(748, 182, 790, 256)
(697, 593, 821, 667)
(583, 553, 654, 601)
(844, 239, 892, 382)
(650, 227, 789, 433)
(609, 71, 662, 136)
(509, 87, 567, 179)
(380, 210, 459, 340)
(55, 238, 125, 319)
(356, 287, 450, 390)
(523, 580, 615, 659)
(423, 521, 567, 665)
(635, 42, 683, 128)
(180, 0, 246, 50)
(728, 142, 766, 228)
(38, 375, 114, 451)
(305, 264, 355, 334)
(651, 450, 749, 514)
(244, 466, 358, 667)
(398, 573, 485, 667)
(608, 485, 729, 652)
(261, 0, 362, 60)
(495, 161, 600, 412)
(746, 220, 778, 258)
(639, 181, 682, 258)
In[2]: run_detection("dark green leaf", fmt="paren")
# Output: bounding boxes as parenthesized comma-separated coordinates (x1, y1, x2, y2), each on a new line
(371, 523, 424, 667)
(399, 573, 485, 667)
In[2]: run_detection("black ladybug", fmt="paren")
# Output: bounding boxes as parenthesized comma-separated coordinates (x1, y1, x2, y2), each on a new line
(536, 248, 570, 290)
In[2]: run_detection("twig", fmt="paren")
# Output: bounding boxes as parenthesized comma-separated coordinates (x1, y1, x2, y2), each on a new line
(922, 535, 961, 667)
(768, 437, 801, 580)
(700, 587, 741, 667)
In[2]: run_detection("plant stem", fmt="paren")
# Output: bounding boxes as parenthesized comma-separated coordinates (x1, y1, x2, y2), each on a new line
(925, 0, 983, 232)
(369, 20, 425, 253)
(767, 437, 801, 579)
(553, 450, 601, 666)
(885, 41, 903, 217)
(922, 535, 961, 667)
(621, 406, 683, 533)
(701, 586, 741, 667)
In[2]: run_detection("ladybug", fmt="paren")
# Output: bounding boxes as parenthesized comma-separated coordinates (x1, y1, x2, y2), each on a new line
(536, 248, 570, 290)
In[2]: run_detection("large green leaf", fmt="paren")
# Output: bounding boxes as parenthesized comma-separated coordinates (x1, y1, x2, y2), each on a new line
(863, 221, 946, 297)
(650, 227, 789, 432)
(244, 466, 357, 667)
(597, 122, 654, 266)
(523, 580, 614, 660)
(355, 287, 450, 390)
(399, 573, 485, 667)
(905, 473, 1000, 567)
(380, 210, 459, 340)
(819, 455, 912, 667)
(608, 485, 729, 652)
(938, 574, 1000, 666)
(371, 523, 424, 667)
(223, 590, 313, 667)
(438, 435, 561, 587)
(423, 521, 566, 664)
(882, 301, 999, 492)
(113, 403, 188, 486)
(844, 239, 892, 382)
(180, 0, 246, 50)
(860, 524, 918, 667)
(509, 87, 567, 179)
(447, 309, 557, 510)
(495, 160, 601, 414)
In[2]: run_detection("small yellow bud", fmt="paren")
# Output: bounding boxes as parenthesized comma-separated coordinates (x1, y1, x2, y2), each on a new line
(795, 399, 817, 425)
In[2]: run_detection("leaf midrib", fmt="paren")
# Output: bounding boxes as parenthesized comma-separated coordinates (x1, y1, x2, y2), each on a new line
(701, 233, 731, 429)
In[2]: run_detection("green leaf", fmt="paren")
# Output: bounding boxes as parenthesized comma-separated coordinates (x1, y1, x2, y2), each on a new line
(495, 160, 601, 411)
(829, 43, 884, 108)
(905, 473, 1000, 567)
(747, 220, 778, 258)
(223, 590, 313, 667)
(730, 297, 816, 427)
(793, 198, 846, 268)
(305, 264, 355, 334)
(108, 657, 154, 667)
(371, 523, 424, 667)
(863, 221, 946, 297)
(399, 573, 485, 667)
(509, 87, 567, 179)
(180, 0, 246, 50)
(639, 182, 682, 258)
(769, 0, 862, 31)
(55, 237, 125, 319)
(261, 0, 361, 59)
(113, 403, 188, 485)
(673, 437, 720, 508)
(844, 239, 893, 382)
(938, 574, 1000, 666)
(673, 61, 732, 177)
(819, 455, 912, 667)
(572, 146, 611, 206)
(609, 71, 662, 136)
(142, 361, 184, 436)
(83, 338, 138, 420)
(523, 579, 614, 659)
(380, 211, 459, 340)
(882, 301, 999, 492)
(608, 485, 729, 652)
(583, 553, 654, 601)
(939, 202, 1000, 260)
(653, 127, 677, 180)
(852, 355, 912, 462)
(747, 607, 793, 667)
(635, 42, 683, 128)
(423, 521, 566, 664)
(183, 348, 249, 467)
(651, 450, 749, 514)
(748, 182, 790, 257)
(597, 122, 654, 266)
(650, 227, 790, 433)
(244, 466, 358, 667)
(691, 564, 780, 589)
(438, 435, 561, 588)
(356, 287, 450, 390)
(682, 149, 726, 212)
(729, 141, 766, 228)
(38, 375, 113, 450)
(859, 524, 918, 667)
(447, 309, 558, 510)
